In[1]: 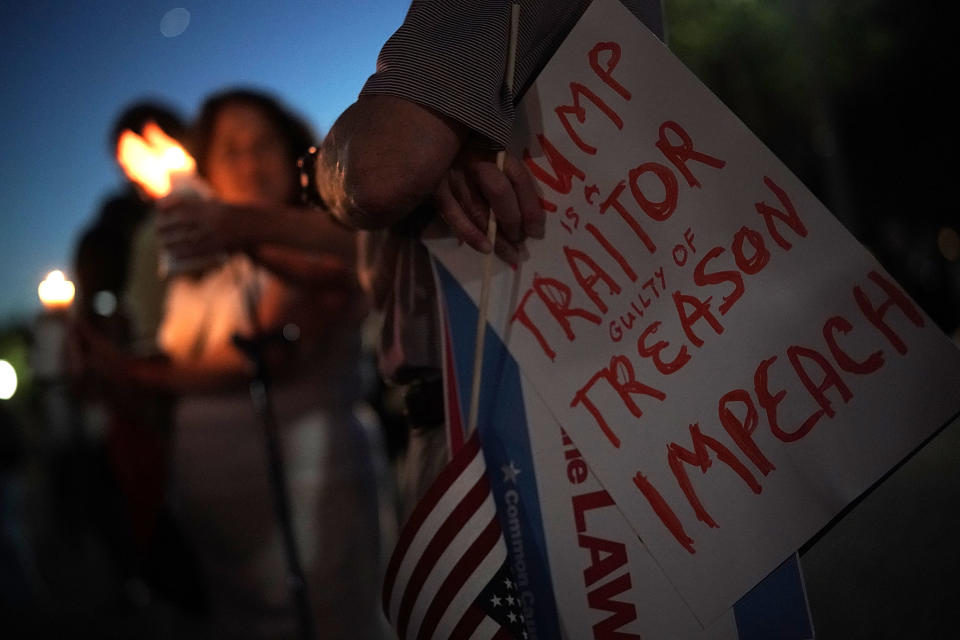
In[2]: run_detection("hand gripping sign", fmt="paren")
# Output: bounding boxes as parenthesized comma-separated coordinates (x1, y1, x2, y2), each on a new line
(426, 0, 960, 624)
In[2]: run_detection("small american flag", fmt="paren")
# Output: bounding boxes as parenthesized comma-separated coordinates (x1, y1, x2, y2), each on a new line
(382, 431, 527, 640)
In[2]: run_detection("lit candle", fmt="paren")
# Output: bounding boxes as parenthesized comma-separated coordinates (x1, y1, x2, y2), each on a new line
(38, 270, 75, 310)
(115, 121, 220, 277)
(116, 122, 210, 200)
(33, 270, 74, 382)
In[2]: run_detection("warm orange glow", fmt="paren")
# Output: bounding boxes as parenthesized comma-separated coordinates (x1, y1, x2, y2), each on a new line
(38, 270, 76, 309)
(116, 121, 195, 198)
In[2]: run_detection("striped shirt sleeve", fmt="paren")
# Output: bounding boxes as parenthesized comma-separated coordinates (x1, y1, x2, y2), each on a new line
(360, 0, 664, 149)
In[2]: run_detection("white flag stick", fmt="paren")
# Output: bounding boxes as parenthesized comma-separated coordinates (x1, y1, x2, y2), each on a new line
(467, 3, 521, 434)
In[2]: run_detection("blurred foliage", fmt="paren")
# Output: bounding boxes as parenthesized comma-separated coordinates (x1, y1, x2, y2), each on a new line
(664, 0, 960, 332)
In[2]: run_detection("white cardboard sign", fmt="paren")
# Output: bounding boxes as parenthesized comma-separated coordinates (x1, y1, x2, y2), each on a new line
(427, 0, 960, 623)
(520, 371, 740, 639)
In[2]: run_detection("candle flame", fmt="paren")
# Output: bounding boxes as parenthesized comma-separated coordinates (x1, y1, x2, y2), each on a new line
(38, 270, 76, 309)
(116, 122, 195, 198)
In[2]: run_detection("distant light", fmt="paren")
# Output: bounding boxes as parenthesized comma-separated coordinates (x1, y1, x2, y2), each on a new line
(938, 227, 959, 262)
(160, 8, 191, 38)
(282, 323, 301, 342)
(93, 290, 117, 317)
(0, 360, 17, 400)
(38, 270, 75, 310)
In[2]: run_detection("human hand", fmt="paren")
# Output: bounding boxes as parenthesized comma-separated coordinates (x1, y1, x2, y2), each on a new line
(433, 145, 545, 265)
(155, 197, 237, 261)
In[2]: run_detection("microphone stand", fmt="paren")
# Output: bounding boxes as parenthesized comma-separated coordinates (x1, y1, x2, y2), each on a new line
(232, 328, 316, 640)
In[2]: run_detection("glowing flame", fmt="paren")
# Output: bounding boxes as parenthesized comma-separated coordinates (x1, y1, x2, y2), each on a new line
(116, 121, 195, 198)
(38, 270, 76, 309)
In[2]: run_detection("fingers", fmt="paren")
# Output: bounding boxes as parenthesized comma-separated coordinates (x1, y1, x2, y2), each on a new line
(156, 201, 225, 258)
(155, 203, 198, 242)
(447, 168, 488, 232)
(465, 150, 544, 248)
(502, 154, 545, 240)
(156, 218, 196, 243)
(435, 174, 493, 254)
(468, 157, 524, 246)
(435, 145, 545, 266)
(156, 215, 201, 254)
(492, 233, 524, 265)
(154, 204, 185, 230)
(437, 173, 524, 264)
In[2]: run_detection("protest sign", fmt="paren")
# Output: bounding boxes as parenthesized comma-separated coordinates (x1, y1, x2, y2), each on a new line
(426, 0, 960, 623)
(435, 259, 814, 639)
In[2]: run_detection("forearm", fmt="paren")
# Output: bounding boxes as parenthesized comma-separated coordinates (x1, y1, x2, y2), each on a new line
(250, 244, 357, 290)
(316, 95, 468, 230)
(231, 204, 356, 262)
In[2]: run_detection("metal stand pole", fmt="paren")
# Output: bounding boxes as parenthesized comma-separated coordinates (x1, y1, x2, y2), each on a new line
(232, 331, 316, 640)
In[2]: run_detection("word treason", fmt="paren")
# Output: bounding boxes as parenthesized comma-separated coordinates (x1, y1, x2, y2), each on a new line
(569, 174, 807, 449)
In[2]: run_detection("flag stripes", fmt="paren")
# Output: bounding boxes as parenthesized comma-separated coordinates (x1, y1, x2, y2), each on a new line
(383, 430, 519, 639)
(415, 515, 504, 639)
(382, 433, 483, 614)
(397, 486, 496, 637)
(441, 296, 466, 454)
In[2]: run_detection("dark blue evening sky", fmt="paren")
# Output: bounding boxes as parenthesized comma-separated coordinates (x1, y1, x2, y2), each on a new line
(1, 0, 409, 323)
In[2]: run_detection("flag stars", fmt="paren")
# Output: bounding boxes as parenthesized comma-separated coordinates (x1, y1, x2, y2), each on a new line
(478, 564, 528, 636)
(501, 461, 521, 484)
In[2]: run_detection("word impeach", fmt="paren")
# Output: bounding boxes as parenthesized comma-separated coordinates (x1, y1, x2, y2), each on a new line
(626, 269, 922, 553)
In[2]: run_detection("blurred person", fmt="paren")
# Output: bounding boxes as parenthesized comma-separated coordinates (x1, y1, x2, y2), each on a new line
(87, 88, 386, 639)
(315, 1, 665, 514)
(110, 101, 189, 357)
(70, 102, 207, 620)
(74, 101, 190, 352)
